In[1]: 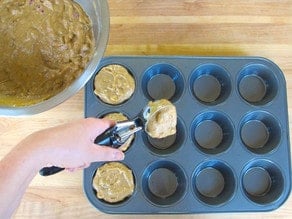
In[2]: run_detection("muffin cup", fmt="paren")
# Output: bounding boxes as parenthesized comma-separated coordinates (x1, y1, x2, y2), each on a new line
(192, 160, 236, 206)
(191, 111, 234, 154)
(141, 63, 184, 102)
(85, 161, 136, 207)
(142, 117, 185, 155)
(97, 110, 135, 152)
(241, 159, 284, 205)
(142, 160, 187, 206)
(240, 111, 281, 154)
(190, 63, 231, 105)
(237, 63, 278, 105)
(93, 64, 136, 105)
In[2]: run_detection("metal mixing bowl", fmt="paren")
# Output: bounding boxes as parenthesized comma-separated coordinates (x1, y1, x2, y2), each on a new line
(0, 0, 109, 116)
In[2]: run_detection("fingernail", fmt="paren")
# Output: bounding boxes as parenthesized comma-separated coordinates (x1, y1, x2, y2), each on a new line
(114, 151, 124, 160)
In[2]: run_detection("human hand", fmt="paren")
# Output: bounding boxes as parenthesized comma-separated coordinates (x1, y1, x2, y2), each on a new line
(19, 118, 125, 171)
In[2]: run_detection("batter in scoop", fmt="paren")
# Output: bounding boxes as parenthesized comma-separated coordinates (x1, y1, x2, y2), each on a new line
(145, 99, 177, 139)
(0, 0, 94, 106)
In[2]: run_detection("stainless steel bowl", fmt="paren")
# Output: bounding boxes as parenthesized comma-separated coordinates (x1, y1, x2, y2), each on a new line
(0, 0, 109, 116)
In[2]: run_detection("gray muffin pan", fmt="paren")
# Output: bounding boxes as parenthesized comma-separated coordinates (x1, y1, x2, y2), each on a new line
(83, 56, 291, 214)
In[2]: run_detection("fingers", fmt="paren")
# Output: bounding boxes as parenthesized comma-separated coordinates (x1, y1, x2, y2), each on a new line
(64, 147, 124, 172)
(83, 118, 116, 140)
(65, 162, 90, 172)
(89, 145, 124, 162)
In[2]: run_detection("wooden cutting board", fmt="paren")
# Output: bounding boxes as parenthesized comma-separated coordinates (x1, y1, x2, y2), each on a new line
(0, 0, 291, 218)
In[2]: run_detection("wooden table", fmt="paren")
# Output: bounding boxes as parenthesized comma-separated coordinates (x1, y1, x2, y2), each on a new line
(0, 0, 291, 218)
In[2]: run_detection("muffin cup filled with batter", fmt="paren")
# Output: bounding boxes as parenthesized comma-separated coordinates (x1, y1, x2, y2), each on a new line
(94, 64, 135, 105)
(101, 112, 135, 152)
(92, 162, 135, 204)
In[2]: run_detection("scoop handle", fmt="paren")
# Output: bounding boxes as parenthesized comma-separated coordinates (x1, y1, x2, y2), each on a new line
(39, 126, 116, 176)
(39, 166, 65, 176)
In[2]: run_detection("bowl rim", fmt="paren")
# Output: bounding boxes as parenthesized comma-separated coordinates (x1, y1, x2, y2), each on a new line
(0, 0, 110, 116)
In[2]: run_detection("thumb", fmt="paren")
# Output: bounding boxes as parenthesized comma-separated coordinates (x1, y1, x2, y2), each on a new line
(89, 145, 125, 162)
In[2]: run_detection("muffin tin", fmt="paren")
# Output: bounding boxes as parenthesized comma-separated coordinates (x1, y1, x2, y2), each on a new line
(83, 56, 291, 214)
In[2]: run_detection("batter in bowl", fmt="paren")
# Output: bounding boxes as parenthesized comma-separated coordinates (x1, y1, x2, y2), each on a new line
(0, 0, 94, 106)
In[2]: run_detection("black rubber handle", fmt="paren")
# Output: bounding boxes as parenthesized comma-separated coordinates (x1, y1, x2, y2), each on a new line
(39, 166, 65, 176)
(39, 126, 116, 176)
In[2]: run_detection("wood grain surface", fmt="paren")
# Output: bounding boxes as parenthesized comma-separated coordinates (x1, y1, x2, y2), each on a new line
(0, 0, 291, 218)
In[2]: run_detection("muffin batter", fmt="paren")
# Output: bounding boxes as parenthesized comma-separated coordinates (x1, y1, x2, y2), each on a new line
(93, 162, 134, 203)
(104, 112, 134, 151)
(145, 99, 177, 138)
(94, 64, 135, 105)
(0, 0, 94, 106)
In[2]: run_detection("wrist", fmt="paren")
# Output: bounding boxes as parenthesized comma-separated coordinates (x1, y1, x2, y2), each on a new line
(13, 139, 48, 172)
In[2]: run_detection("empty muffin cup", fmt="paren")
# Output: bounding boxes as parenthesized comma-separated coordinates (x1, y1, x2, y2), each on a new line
(142, 117, 185, 155)
(195, 168, 225, 198)
(148, 168, 178, 199)
(147, 74, 176, 100)
(193, 160, 235, 206)
(242, 159, 284, 205)
(243, 168, 271, 197)
(191, 111, 233, 154)
(241, 120, 269, 149)
(195, 120, 223, 149)
(141, 63, 184, 102)
(193, 75, 221, 103)
(148, 134, 177, 150)
(142, 160, 187, 206)
(238, 64, 278, 105)
(240, 111, 281, 154)
(190, 63, 231, 105)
